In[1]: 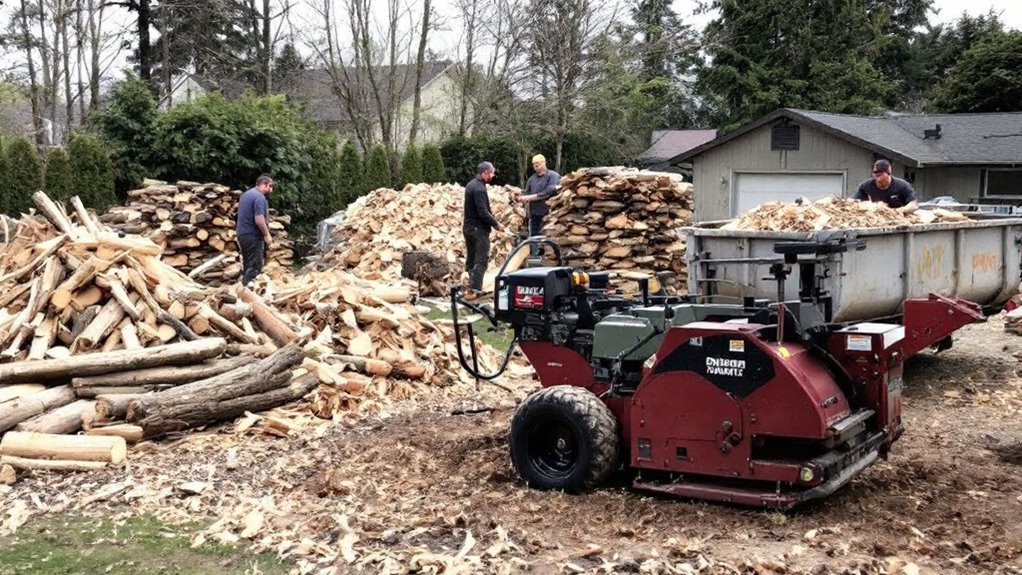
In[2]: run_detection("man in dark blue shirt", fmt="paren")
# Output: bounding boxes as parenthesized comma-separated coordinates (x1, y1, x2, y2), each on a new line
(852, 159, 918, 213)
(463, 161, 503, 299)
(518, 154, 560, 253)
(236, 174, 274, 285)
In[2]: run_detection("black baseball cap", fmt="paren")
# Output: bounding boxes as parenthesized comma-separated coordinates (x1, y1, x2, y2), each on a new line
(872, 159, 891, 173)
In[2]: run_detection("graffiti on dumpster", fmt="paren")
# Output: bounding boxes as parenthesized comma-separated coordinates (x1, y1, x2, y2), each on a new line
(916, 244, 946, 280)
(971, 252, 998, 273)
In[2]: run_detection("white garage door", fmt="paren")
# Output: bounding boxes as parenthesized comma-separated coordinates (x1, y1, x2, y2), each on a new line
(734, 173, 845, 216)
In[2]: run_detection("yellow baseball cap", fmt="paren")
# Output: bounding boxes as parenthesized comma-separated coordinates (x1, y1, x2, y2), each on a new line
(532, 154, 546, 164)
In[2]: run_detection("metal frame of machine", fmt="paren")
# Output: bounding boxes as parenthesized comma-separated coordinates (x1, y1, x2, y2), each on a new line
(451, 238, 986, 508)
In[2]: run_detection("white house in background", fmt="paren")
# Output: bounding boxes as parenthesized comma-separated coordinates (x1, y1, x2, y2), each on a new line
(282, 61, 464, 148)
(158, 73, 208, 111)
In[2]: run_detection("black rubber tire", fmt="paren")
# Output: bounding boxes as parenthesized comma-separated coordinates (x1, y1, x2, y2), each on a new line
(509, 385, 619, 492)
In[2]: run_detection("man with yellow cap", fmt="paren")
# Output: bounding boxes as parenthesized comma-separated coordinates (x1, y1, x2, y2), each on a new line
(518, 154, 561, 251)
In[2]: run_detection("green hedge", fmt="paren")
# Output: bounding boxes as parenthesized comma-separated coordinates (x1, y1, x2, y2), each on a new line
(44, 147, 74, 204)
(4, 137, 43, 216)
(69, 134, 117, 211)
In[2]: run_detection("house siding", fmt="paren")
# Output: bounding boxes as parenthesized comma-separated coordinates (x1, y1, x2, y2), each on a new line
(378, 72, 464, 149)
(913, 167, 983, 202)
(693, 122, 875, 221)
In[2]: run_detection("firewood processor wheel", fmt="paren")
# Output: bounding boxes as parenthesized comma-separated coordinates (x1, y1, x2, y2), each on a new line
(509, 385, 619, 492)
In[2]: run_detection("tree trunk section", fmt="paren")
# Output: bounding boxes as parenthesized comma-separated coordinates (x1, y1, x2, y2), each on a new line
(0, 430, 126, 463)
(73, 356, 256, 390)
(0, 338, 226, 384)
(0, 385, 76, 433)
(127, 345, 306, 438)
(14, 399, 95, 434)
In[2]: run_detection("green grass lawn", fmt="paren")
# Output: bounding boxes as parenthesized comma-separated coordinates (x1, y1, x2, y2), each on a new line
(425, 305, 515, 351)
(0, 514, 292, 575)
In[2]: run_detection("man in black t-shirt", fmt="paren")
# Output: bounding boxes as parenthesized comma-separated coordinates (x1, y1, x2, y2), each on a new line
(852, 159, 918, 213)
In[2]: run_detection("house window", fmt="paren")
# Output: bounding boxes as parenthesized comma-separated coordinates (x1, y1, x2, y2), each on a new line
(983, 169, 1022, 196)
(771, 124, 800, 150)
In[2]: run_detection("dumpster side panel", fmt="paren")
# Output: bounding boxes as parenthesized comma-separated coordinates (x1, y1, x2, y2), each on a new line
(834, 235, 908, 322)
(684, 220, 1022, 323)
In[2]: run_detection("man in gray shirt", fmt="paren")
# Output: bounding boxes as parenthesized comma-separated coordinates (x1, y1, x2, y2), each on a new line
(236, 174, 275, 285)
(852, 159, 918, 213)
(518, 154, 561, 252)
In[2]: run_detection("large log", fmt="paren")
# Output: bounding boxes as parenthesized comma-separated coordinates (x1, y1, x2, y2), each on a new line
(0, 384, 46, 403)
(0, 386, 76, 433)
(14, 399, 95, 434)
(0, 337, 227, 384)
(73, 356, 256, 390)
(127, 345, 306, 438)
(237, 287, 299, 346)
(0, 430, 127, 463)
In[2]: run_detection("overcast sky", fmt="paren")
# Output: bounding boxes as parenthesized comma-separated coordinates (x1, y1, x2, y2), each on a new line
(1, 0, 1019, 82)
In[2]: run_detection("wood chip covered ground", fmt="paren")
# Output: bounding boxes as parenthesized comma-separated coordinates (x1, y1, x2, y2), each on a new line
(2, 185, 1021, 574)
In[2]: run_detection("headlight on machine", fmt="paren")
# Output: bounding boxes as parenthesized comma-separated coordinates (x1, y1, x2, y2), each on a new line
(799, 466, 815, 483)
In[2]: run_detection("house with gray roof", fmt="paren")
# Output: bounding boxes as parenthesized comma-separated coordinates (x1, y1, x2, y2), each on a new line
(280, 61, 460, 148)
(638, 129, 717, 174)
(669, 108, 1022, 221)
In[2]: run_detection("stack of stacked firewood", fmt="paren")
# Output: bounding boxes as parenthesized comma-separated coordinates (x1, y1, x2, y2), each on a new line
(541, 167, 693, 292)
(721, 197, 971, 232)
(98, 180, 294, 281)
(0, 192, 504, 477)
(320, 183, 526, 295)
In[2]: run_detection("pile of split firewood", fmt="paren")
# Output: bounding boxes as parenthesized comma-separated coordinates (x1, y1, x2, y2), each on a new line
(0, 192, 503, 478)
(321, 183, 526, 295)
(541, 167, 692, 292)
(98, 180, 294, 282)
(722, 197, 971, 232)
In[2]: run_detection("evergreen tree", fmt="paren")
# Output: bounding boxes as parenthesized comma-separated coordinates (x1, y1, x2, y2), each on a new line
(150, 0, 253, 91)
(337, 140, 364, 204)
(44, 147, 74, 204)
(420, 144, 446, 184)
(398, 144, 422, 187)
(4, 137, 43, 216)
(365, 144, 391, 193)
(69, 134, 117, 211)
(0, 137, 7, 215)
(930, 30, 1022, 113)
(305, 133, 343, 222)
(273, 42, 306, 93)
(94, 74, 158, 197)
(696, 0, 899, 131)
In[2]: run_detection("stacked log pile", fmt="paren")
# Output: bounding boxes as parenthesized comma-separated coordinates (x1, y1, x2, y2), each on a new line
(541, 167, 693, 292)
(721, 197, 971, 232)
(0, 192, 505, 476)
(98, 180, 294, 281)
(321, 183, 526, 294)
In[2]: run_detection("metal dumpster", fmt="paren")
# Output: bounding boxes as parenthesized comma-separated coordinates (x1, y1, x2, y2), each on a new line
(682, 218, 1022, 322)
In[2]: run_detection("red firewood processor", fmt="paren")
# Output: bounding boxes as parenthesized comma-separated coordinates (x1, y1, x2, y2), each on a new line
(451, 237, 986, 508)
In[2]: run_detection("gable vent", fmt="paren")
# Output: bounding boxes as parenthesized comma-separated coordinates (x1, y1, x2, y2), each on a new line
(771, 123, 800, 150)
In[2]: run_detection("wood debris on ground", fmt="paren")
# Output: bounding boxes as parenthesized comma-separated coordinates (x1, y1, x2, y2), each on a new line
(318, 183, 527, 295)
(0, 192, 510, 473)
(541, 167, 693, 292)
(98, 179, 294, 282)
(722, 196, 972, 232)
